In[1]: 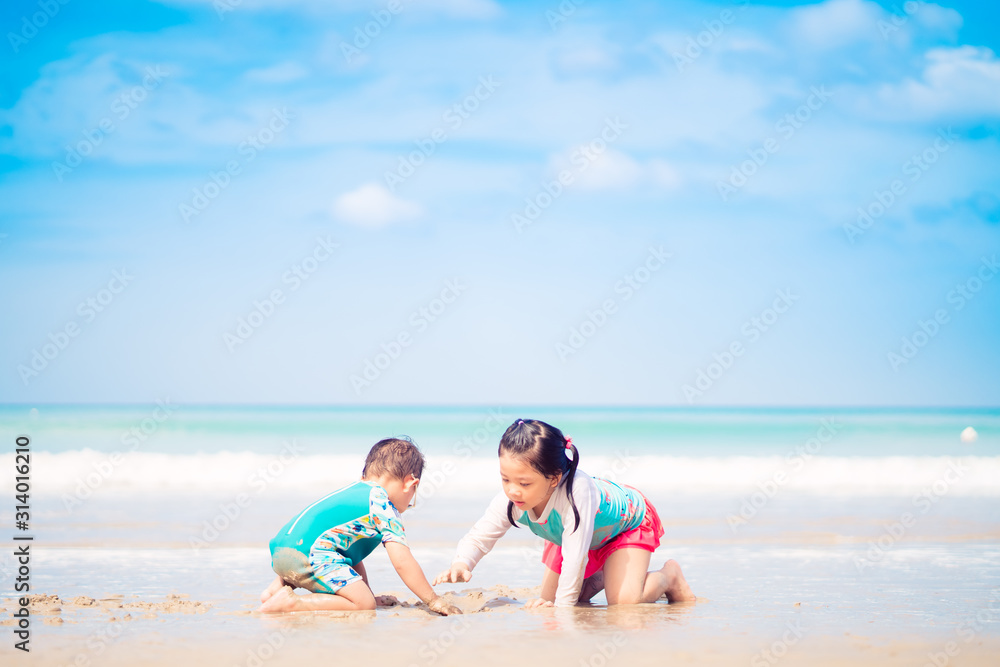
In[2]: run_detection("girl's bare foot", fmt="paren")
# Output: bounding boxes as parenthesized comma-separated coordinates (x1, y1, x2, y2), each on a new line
(257, 586, 300, 613)
(660, 560, 696, 603)
(579, 571, 605, 602)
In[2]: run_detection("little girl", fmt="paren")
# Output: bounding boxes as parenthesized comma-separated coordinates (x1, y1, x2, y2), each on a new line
(434, 419, 695, 607)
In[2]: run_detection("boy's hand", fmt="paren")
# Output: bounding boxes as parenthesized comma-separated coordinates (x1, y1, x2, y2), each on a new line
(524, 598, 554, 609)
(427, 595, 463, 616)
(433, 562, 472, 585)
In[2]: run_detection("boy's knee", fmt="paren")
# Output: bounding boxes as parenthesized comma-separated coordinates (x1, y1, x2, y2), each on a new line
(355, 596, 377, 611)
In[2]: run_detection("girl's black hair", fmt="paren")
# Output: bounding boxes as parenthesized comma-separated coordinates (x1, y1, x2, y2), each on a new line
(499, 419, 580, 532)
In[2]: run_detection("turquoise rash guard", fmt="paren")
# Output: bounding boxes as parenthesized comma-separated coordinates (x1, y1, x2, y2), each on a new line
(269, 480, 408, 592)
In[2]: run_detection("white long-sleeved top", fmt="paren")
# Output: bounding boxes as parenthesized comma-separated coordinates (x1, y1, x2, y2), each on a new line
(453, 470, 645, 607)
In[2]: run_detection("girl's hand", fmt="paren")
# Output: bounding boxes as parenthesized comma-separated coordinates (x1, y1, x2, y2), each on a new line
(433, 562, 472, 585)
(427, 596, 463, 616)
(524, 598, 554, 609)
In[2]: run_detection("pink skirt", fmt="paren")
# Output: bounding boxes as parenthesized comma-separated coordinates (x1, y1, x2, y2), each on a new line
(541, 488, 665, 579)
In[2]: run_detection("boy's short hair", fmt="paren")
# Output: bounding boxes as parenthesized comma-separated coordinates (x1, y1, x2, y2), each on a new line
(362, 437, 425, 481)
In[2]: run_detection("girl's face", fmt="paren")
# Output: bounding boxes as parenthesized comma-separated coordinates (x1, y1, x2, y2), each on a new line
(499, 453, 561, 515)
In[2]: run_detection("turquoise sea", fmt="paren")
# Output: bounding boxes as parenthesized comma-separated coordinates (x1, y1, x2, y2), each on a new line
(2, 404, 997, 456)
(0, 404, 997, 546)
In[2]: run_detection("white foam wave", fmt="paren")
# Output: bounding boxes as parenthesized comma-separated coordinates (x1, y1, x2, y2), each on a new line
(3, 451, 999, 498)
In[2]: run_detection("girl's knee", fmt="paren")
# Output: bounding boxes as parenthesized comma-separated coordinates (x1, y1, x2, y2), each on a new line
(608, 594, 642, 606)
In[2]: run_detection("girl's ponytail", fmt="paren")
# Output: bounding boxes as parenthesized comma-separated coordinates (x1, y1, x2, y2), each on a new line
(563, 438, 581, 533)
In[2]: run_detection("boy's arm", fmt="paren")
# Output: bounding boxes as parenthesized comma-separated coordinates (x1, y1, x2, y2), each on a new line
(384, 541, 462, 615)
(353, 559, 370, 587)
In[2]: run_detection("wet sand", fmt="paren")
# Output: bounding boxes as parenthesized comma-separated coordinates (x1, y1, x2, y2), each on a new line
(4, 583, 1000, 667)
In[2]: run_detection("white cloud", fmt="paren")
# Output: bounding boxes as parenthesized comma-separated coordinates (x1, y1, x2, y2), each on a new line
(155, 0, 501, 19)
(788, 0, 963, 51)
(553, 45, 619, 73)
(865, 46, 1000, 120)
(576, 149, 644, 190)
(912, 2, 963, 35)
(331, 183, 423, 228)
(648, 159, 682, 190)
(419, 0, 501, 19)
(787, 0, 883, 50)
(244, 61, 309, 83)
(547, 148, 682, 192)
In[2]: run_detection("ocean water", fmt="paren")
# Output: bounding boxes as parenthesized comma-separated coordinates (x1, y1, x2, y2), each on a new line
(0, 404, 996, 548)
(0, 405, 996, 503)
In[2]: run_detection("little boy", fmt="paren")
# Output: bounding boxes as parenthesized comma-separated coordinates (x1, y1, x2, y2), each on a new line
(258, 437, 460, 615)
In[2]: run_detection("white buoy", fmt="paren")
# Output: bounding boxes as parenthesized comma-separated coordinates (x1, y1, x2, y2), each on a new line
(29, 408, 39, 420)
(960, 426, 978, 443)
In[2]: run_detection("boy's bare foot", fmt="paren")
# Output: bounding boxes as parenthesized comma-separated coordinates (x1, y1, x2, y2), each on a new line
(579, 571, 605, 602)
(660, 560, 696, 603)
(260, 575, 286, 603)
(257, 586, 300, 613)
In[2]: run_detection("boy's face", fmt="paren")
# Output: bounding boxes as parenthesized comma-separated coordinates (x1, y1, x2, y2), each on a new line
(381, 474, 419, 514)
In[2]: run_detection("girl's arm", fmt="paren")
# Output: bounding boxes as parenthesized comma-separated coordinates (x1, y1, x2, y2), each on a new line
(551, 474, 599, 607)
(434, 492, 513, 584)
(453, 492, 514, 569)
(524, 567, 559, 608)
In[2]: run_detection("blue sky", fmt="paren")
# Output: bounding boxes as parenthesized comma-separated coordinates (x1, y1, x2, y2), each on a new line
(0, 0, 998, 406)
